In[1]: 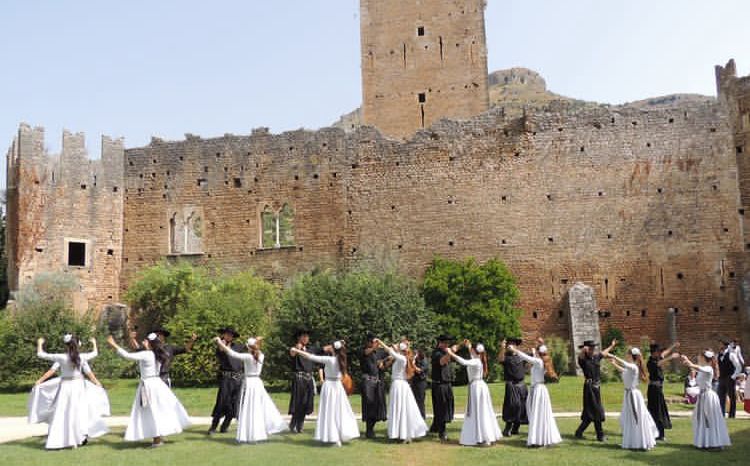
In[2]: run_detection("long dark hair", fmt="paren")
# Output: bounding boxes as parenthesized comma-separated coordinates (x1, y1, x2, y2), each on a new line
(335, 344, 348, 375)
(65, 336, 81, 369)
(149, 337, 169, 366)
(633, 353, 648, 382)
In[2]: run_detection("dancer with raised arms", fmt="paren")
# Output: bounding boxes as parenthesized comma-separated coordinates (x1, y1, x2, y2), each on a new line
(429, 334, 456, 442)
(601, 343, 659, 451)
(373, 338, 428, 443)
(290, 340, 359, 447)
(506, 339, 561, 447)
(35, 335, 108, 449)
(681, 350, 731, 450)
(360, 333, 388, 438)
(445, 339, 502, 447)
(497, 337, 528, 437)
(214, 335, 287, 443)
(574, 339, 617, 441)
(288, 328, 316, 434)
(646, 342, 681, 441)
(107, 333, 191, 448)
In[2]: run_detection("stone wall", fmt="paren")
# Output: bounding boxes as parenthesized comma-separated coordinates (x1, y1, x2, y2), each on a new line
(360, 0, 489, 138)
(118, 97, 744, 357)
(5, 124, 124, 312)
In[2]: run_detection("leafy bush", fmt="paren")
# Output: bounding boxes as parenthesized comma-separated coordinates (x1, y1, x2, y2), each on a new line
(422, 257, 521, 382)
(165, 270, 277, 385)
(120, 263, 278, 385)
(0, 273, 96, 389)
(544, 336, 570, 377)
(267, 266, 437, 385)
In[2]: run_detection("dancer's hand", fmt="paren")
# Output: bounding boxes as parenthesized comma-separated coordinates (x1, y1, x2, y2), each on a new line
(190, 333, 199, 341)
(106, 335, 117, 348)
(37, 337, 45, 345)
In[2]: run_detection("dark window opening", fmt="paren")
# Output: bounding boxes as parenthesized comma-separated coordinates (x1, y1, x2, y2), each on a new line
(113, 186, 119, 193)
(80, 184, 87, 190)
(233, 178, 242, 188)
(737, 146, 744, 154)
(418, 92, 426, 103)
(693, 306, 699, 312)
(67, 242, 86, 267)
(641, 309, 647, 317)
(558, 311, 564, 318)
(677, 272, 684, 280)
(626, 310, 631, 317)
(448, 241, 454, 247)
(107, 249, 114, 256)
(532, 311, 538, 319)
(197, 178, 208, 187)
(417, 26, 425, 36)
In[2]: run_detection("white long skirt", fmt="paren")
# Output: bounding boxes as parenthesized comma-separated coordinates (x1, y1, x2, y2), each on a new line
(124, 377, 191, 441)
(387, 379, 428, 441)
(236, 377, 287, 443)
(460, 380, 502, 446)
(29, 378, 110, 449)
(526, 383, 562, 446)
(692, 390, 731, 448)
(314, 380, 360, 444)
(619, 388, 658, 450)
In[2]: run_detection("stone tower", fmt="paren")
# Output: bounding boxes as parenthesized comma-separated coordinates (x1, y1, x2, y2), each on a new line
(360, 0, 490, 139)
(716, 58, 750, 348)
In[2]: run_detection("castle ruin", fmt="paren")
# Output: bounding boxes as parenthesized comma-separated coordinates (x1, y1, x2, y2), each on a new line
(5, 1, 749, 355)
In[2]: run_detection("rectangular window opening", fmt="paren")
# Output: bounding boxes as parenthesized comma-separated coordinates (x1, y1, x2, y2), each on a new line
(418, 92, 426, 103)
(417, 26, 425, 36)
(67, 242, 86, 267)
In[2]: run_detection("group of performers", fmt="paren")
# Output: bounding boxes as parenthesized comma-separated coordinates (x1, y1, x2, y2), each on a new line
(28, 328, 734, 452)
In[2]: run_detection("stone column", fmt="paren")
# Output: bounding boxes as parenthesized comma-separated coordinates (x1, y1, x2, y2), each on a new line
(567, 282, 601, 375)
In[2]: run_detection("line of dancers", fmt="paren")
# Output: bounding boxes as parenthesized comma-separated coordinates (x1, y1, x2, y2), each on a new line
(28, 330, 733, 452)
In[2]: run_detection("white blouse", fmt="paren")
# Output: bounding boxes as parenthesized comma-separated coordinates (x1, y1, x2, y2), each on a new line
(224, 347, 264, 377)
(117, 348, 161, 379)
(514, 350, 545, 385)
(695, 365, 714, 391)
(306, 354, 341, 381)
(452, 354, 484, 383)
(384, 347, 407, 380)
(622, 361, 640, 390)
(38, 349, 97, 379)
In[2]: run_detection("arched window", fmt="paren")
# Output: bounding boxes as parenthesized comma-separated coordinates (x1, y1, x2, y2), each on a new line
(260, 203, 296, 249)
(168, 207, 203, 254)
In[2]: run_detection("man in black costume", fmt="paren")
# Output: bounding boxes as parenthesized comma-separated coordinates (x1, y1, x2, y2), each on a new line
(208, 327, 244, 434)
(128, 327, 198, 387)
(288, 328, 316, 433)
(429, 334, 455, 442)
(498, 337, 528, 436)
(360, 333, 388, 438)
(575, 339, 616, 441)
(717, 339, 741, 418)
(647, 342, 680, 440)
(411, 349, 429, 419)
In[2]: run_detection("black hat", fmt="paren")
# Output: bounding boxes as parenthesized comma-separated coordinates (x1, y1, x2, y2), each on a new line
(365, 332, 376, 343)
(153, 327, 171, 338)
(436, 334, 455, 342)
(218, 327, 240, 338)
(649, 343, 661, 353)
(294, 328, 311, 339)
(578, 340, 598, 349)
(508, 337, 523, 345)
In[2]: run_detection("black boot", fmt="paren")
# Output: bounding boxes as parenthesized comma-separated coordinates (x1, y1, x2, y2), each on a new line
(510, 422, 521, 435)
(594, 421, 606, 442)
(366, 420, 376, 439)
(575, 419, 590, 439)
(220, 416, 232, 433)
(207, 417, 220, 435)
(502, 422, 512, 437)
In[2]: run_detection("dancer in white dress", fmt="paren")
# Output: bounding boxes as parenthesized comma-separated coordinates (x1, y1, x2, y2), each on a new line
(507, 342, 561, 447)
(29, 359, 110, 427)
(290, 340, 359, 446)
(445, 340, 502, 446)
(681, 351, 732, 449)
(107, 333, 191, 447)
(35, 335, 108, 449)
(214, 336, 287, 443)
(373, 338, 428, 443)
(602, 344, 658, 450)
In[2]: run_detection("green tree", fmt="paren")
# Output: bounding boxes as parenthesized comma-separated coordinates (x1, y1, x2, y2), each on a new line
(422, 257, 521, 381)
(267, 266, 437, 384)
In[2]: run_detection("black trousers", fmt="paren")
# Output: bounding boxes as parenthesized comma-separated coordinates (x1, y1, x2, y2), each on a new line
(576, 418, 604, 439)
(717, 377, 737, 418)
(411, 379, 427, 419)
(429, 382, 454, 435)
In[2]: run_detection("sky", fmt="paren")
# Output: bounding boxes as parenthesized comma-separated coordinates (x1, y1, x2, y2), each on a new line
(1, 0, 749, 174)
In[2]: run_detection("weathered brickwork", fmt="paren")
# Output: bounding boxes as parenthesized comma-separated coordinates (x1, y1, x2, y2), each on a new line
(5, 2, 748, 359)
(5, 124, 124, 312)
(360, 0, 489, 138)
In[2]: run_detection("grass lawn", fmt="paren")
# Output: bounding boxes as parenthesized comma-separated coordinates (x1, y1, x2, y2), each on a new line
(0, 376, 694, 417)
(2, 419, 748, 466)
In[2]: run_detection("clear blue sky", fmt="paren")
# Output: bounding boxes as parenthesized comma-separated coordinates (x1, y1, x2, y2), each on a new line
(1, 0, 749, 166)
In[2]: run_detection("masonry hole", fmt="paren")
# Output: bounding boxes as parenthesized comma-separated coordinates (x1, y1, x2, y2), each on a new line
(668, 118, 674, 123)
(641, 310, 647, 317)
(80, 184, 87, 190)
(729, 271, 736, 278)
(558, 311, 564, 319)
(197, 178, 208, 187)
(313, 174, 319, 179)
(254, 177, 259, 183)
(532, 311, 538, 319)
(647, 142, 652, 148)
(724, 228, 729, 233)
(233, 178, 242, 188)
(626, 310, 631, 317)
(352, 164, 359, 169)
(710, 128, 717, 133)
(417, 26, 425, 36)
(738, 146, 744, 154)
(580, 146, 585, 152)
(693, 306, 699, 313)
(107, 249, 114, 256)
(547, 237, 554, 243)
(677, 272, 684, 280)
(668, 230, 673, 236)
(448, 241, 454, 247)
(501, 196, 508, 202)
(204, 166, 209, 173)
(546, 194, 552, 201)
(740, 209, 745, 216)
(733, 306, 739, 312)
(657, 188, 663, 194)
(418, 92, 426, 103)
(294, 175, 299, 181)
(607, 234, 612, 239)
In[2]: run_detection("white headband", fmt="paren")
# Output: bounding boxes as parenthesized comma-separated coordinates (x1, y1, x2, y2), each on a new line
(538, 345, 548, 354)
(703, 350, 715, 359)
(475, 344, 485, 354)
(63, 334, 73, 344)
(147, 332, 158, 341)
(333, 340, 343, 350)
(398, 342, 408, 351)
(630, 348, 641, 356)
(247, 337, 257, 347)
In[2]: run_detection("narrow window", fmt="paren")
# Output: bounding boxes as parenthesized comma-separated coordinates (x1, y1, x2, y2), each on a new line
(278, 203, 295, 247)
(418, 92, 426, 103)
(261, 206, 276, 249)
(417, 26, 425, 36)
